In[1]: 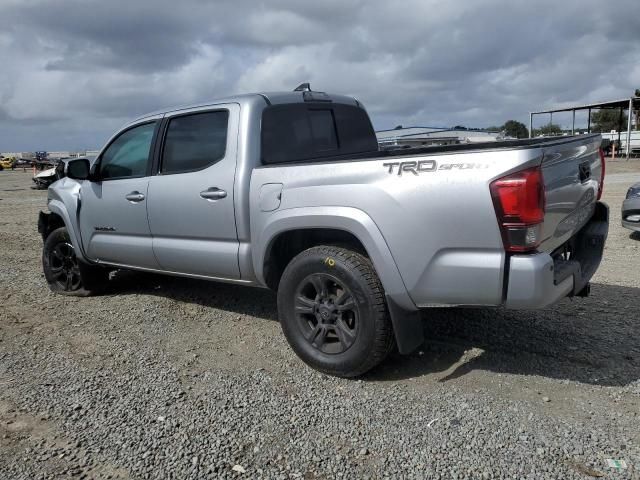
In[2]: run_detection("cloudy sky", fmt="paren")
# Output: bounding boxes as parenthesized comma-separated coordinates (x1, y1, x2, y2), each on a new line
(1, 0, 639, 151)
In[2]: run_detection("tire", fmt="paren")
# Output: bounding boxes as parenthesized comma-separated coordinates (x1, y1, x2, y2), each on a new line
(277, 245, 395, 377)
(42, 227, 109, 296)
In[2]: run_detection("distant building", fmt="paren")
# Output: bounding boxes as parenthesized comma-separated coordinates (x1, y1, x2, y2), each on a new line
(0, 152, 24, 159)
(529, 96, 639, 158)
(47, 151, 71, 160)
(0, 150, 101, 161)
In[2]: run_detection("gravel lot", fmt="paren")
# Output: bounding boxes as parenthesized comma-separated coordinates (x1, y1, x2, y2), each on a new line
(1, 162, 639, 479)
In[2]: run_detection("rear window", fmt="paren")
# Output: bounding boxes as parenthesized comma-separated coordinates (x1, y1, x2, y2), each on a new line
(261, 103, 378, 164)
(309, 109, 338, 152)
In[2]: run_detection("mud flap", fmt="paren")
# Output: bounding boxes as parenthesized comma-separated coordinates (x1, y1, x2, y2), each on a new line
(386, 295, 424, 354)
(37, 211, 50, 240)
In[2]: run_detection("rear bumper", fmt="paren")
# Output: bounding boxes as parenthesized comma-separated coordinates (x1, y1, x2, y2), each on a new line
(504, 202, 608, 309)
(622, 197, 640, 231)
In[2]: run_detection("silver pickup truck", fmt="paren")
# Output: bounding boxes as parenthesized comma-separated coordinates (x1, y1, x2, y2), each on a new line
(38, 86, 609, 377)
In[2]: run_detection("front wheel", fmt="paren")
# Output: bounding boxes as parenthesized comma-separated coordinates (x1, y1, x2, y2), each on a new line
(277, 245, 394, 377)
(42, 227, 109, 296)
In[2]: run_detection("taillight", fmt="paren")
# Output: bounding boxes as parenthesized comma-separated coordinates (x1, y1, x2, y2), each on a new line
(597, 148, 605, 200)
(490, 166, 545, 253)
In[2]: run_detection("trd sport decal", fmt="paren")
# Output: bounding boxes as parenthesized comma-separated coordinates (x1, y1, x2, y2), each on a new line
(383, 160, 436, 176)
(383, 160, 489, 176)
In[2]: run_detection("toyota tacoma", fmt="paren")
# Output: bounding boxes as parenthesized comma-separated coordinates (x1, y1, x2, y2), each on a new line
(38, 85, 609, 377)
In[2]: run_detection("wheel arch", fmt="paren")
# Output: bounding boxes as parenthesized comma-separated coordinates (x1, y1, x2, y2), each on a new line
(255, 208, 404, 296)
(254, 207, 423, 354)
(262, 227, 367, 290)
(41, 200, 89, 262)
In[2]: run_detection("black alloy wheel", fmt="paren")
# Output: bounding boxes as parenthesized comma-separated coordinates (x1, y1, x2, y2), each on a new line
(48, 241, 82, 291)
(294, 273, 359, 354)
(42, 226, 109, 296)
(277, 245, 395, 377)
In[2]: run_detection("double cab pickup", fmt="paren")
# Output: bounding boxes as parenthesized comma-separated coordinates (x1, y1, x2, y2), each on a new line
(39, 86, 609, 377)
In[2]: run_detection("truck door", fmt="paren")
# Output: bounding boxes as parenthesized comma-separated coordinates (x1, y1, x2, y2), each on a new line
(78, 120, 160, 269)
(147, 104, 241, 279)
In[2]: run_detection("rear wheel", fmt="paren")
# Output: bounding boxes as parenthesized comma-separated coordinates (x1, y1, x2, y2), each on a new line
(277, 245, 394, 377)
(42, 227, 108, 296)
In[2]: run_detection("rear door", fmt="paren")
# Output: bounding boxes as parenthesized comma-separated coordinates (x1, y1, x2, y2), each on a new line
(147, 104, 241, 278)
(79, 120, 160, 268)
(539, 134, 603, 253)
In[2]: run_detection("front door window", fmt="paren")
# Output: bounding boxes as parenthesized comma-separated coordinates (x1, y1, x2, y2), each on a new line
(99, 122, 156, 180)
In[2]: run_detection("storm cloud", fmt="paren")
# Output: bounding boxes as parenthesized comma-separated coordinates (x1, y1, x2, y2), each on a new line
(1, 0, 639, 150)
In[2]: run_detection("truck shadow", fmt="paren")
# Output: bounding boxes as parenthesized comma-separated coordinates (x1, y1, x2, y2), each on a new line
(107, 269, 279, 322)
(370, 283, 640, 387)
(108, 272, 639, 388)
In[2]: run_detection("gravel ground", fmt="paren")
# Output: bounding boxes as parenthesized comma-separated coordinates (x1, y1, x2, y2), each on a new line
(0, 162, 639, 479)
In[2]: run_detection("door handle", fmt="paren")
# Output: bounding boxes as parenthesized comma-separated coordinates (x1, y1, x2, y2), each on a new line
(200, 188, 227, 200)
(125, 191, 145, 202)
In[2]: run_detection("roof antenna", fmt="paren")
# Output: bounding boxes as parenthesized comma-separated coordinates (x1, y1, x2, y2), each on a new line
(294, 83, 311, 92)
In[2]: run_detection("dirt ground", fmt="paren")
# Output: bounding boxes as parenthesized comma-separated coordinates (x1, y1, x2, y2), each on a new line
(0, 160, 639, 479)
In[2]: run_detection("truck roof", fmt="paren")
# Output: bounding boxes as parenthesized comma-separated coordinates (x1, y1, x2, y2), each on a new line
(132, 91, 360, 123)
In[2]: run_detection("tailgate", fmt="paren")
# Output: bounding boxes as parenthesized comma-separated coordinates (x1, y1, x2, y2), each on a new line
(539, 134, 602, 253)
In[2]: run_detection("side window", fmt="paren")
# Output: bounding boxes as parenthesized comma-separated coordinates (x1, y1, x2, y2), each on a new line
(161, 111, 229, 174)
(99, 122, 156, 180)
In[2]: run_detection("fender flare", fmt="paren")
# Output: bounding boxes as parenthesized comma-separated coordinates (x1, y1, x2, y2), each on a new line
(46, 199, 90, 263)
(254, 206, 423, 353)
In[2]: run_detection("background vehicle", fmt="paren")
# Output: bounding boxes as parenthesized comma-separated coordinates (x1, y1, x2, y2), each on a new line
(622, 182, 640, 231)
(31, 159, 70, 189)
(15, 158, 31, 167)
(32, 167, 57, 189)
(38, 86, 608, 377)
(0, 156, 16, 169)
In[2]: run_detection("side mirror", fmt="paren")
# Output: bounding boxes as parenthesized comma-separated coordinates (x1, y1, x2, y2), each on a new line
(66, 158, 91, 180)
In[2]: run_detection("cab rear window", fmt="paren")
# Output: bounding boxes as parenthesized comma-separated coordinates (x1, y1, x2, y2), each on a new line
(261, 103, 378, 165)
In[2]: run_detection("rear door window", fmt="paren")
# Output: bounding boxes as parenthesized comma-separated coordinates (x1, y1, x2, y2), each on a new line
(161, 110, 229, 174)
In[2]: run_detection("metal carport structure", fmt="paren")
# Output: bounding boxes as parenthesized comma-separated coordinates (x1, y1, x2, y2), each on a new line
(529, 97, 640, 159)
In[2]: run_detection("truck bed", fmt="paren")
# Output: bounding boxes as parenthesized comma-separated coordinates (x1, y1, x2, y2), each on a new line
(251, 133, 603, 308)
(374, 134, 601, 157)
(258, 134, 601, 165)
(264, 134, 600, 167)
